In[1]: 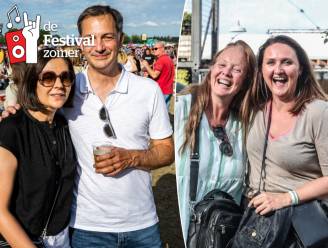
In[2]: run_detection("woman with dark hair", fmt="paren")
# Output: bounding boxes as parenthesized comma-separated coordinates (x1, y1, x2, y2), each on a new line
(0, 49, 76, 248)
(242, 35, 328, 245)
(142, 48, 155, 67)
(175, 40, 256, 242)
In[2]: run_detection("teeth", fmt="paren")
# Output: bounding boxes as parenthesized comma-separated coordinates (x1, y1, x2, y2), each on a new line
(218, 79, 231, 86)
(273, 75, 287, 83)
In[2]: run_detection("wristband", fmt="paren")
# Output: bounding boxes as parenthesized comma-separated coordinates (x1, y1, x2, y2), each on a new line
(288, 190, 299, 205)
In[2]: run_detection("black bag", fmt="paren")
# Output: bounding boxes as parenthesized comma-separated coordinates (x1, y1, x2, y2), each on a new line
(232, 104, 328, 248)
(292, 201, 328, 247)
(186, 93, 243, 248)
(232, 205, 293, 248)
(187, 189, 243, 248)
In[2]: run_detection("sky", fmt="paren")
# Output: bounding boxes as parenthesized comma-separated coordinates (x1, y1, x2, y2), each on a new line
(184, 0, 328, 34)
(0, 0, 185, 37)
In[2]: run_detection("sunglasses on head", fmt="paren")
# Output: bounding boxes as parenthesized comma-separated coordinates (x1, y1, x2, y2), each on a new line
(213, 126, 233, 157)
(99, 106, 117, 139)
(38, 71, 74, 87)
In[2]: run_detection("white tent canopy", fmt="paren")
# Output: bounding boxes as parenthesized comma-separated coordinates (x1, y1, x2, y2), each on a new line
(201, 32, 328, 60)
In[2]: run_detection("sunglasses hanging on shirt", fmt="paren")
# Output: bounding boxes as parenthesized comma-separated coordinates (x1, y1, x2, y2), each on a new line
(213, 126, 233, 157)
(99, 106, 117, 139)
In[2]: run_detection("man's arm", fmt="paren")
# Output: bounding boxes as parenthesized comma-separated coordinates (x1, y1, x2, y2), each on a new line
(141, 60, 160, 79)
(94, 136, 174, 176)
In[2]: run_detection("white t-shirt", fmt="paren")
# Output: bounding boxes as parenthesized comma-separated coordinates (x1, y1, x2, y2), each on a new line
(247, 99, 328, 195)
(63, 67, 172, 232)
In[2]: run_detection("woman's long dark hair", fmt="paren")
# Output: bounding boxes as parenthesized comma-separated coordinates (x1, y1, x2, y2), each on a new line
(241, 35, 327, 139)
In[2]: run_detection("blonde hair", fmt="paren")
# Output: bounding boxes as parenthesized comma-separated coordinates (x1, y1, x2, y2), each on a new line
(180, 40, 256, 153)
(117, 50, 128, 64)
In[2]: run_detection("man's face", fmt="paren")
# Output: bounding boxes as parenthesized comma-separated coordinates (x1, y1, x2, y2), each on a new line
(80, 14, 122, 72)
(153, 43, 164, 57)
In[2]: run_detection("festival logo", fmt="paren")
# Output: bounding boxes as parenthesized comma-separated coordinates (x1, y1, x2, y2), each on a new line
(4, 4, 94, 64)
(5, 5, 40, 64)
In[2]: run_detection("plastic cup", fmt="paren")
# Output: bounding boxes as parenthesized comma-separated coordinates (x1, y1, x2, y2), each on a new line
(92, 142, 112, 160)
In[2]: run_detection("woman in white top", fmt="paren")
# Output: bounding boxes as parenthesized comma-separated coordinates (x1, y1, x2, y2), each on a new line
(175, 40, 256, 242)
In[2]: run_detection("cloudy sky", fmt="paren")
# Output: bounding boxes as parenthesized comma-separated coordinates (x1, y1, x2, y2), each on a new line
(185, 0, 328, 33)
(0, 0, 185, 36)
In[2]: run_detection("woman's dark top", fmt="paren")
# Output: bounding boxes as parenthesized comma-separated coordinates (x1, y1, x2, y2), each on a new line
(0, 108, 77, 240)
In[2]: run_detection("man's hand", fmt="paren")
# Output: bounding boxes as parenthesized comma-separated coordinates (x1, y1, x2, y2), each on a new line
(140, 59, 150, 68)
(93, 136, 174, 177)
(140, 60, 160, 79)
(94, 147, 135, 177)
(0, 104, 21, 122)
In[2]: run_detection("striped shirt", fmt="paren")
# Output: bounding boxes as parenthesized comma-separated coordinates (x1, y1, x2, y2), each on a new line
(174, 94, 246, 242)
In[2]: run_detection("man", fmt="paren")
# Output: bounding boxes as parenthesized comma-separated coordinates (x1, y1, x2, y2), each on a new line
(141, 42, 175, 108)
(1, 5, 174, 248)
(66, 5, 174, 248)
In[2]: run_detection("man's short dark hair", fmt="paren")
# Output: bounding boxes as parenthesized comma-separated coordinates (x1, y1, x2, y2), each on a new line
(18, 48, 76, 113)
(77, 5, 123, 35)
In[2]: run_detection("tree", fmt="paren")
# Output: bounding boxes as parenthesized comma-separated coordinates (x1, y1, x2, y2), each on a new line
(0, 36, 5, 46)
(123, 34, 131, 44)
(181, 12, 191, 35)
(131, 35, 142, 44)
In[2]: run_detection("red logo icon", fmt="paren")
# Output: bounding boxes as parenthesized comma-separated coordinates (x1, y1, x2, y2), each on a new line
(5, 30, 26, 64)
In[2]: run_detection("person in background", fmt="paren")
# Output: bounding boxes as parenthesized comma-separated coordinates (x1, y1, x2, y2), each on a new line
(141, 41, 175, 109)
(125, 48, 138, 73)
(142, 48, 155, 68)
(175, 40, 256, 242)
(4, 62, 27, 109)
(130, 48, 141, 74)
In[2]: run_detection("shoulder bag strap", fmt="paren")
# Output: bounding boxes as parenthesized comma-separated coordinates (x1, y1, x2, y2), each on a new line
(190, 92, 201, 202)
(40, 127, 67, 239)
(40, 182, 62, 239)
(257, 102, 272, 193)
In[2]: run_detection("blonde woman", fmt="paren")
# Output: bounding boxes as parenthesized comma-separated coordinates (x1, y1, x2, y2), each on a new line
(175, 40, 256, 242)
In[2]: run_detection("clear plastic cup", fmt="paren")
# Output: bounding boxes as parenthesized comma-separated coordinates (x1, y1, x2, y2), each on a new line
(92, 142, 112, 160)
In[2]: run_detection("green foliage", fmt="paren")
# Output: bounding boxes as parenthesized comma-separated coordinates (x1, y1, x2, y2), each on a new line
(131, 34, 142, 43)
(123, 34, 131, 44)
(177, 69, 191, 85)
(181, 12, 191, 35)
(0, 36, 5, 46)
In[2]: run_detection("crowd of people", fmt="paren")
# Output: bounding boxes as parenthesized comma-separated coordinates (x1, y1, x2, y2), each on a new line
(0, 34, 177, 113)
(0, 3, 327, 248)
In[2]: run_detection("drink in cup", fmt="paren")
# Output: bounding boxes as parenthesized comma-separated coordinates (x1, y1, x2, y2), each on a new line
(92, 142, 112, 161)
